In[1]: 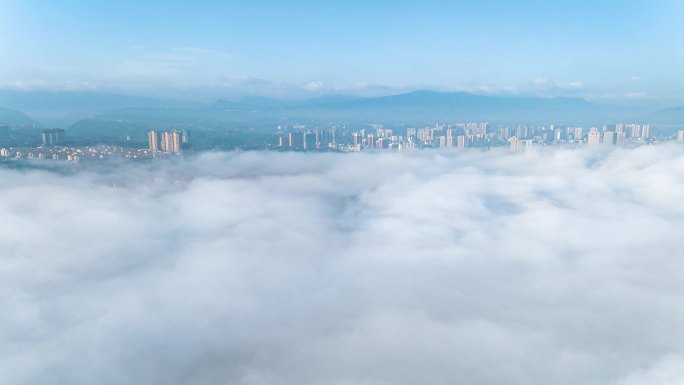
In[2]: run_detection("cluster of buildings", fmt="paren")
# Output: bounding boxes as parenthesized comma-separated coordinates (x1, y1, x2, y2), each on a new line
(0, 145, 169, 161)
(350, 122, 492, 150)
(0, 120, 680, 162)
(582, 124, 650, 145)
(147, 129, 189, 154)
(510, 123, 653, 152)
(274, 123, 492, 152)
(274, 122, 661, 153)
(276, 125, 341, 151)
(0, 127, 192, 162)
(41, 128, 65, 146)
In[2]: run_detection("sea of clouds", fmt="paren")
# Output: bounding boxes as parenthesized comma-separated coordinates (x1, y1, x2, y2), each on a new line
(2, 145, 684, 385)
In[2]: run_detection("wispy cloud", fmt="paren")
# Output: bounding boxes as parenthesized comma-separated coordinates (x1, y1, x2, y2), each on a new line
(625, 92, 647, 99)
(0, 79, 98, 92)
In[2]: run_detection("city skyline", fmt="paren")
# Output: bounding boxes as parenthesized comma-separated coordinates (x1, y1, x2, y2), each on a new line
(1, 1, 683, 104)
(2, 119, 681, 163)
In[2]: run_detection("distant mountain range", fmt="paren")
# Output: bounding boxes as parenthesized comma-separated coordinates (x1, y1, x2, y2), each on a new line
(2, 90, 684, 133)
(0, 90, 203, 127)
(636, 106, 684, 125)
(0, 106, 36, 126)
(209, 90, 630, 124)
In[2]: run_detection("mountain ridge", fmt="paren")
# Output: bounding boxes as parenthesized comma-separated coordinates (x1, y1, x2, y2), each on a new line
(0, 106, 37, 126)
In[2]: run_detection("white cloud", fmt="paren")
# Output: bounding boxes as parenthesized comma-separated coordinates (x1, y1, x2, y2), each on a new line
(2, 146, 684, 384)
(525, 78, 586, 95)
(560, 81, 585, 89)
(303, 80, 326, 91)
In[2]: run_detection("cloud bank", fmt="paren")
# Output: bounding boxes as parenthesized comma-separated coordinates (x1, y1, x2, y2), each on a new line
(2, 146, 684, 385)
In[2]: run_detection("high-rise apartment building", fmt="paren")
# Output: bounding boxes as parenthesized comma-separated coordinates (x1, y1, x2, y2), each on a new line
(457, 135, 467, 149)
(604, 131, 615, 145)
(288, 132, 300, 148)
(515, 125, 528, 139)
(148, 130, 159, 151)
(509, 137, 521, 153)
(554, 128, 562, 142)
(161, 131, 181, 154)
(588, 131, 601, 145)
(641, 124, 650, 139)
(41, 129, 65, 146)
(625, 124, 641, 138)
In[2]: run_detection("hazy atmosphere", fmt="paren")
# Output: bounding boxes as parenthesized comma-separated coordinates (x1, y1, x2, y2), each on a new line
(4, 147, 684, 384)
(1, 0, 683, 104)
(2, 1, 684, 384)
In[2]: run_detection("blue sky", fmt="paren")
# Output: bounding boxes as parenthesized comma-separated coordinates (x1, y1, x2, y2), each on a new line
(1, 0, 683, 103)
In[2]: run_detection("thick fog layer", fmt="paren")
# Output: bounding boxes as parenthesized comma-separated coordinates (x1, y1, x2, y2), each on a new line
(2, 146, 684, 385)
